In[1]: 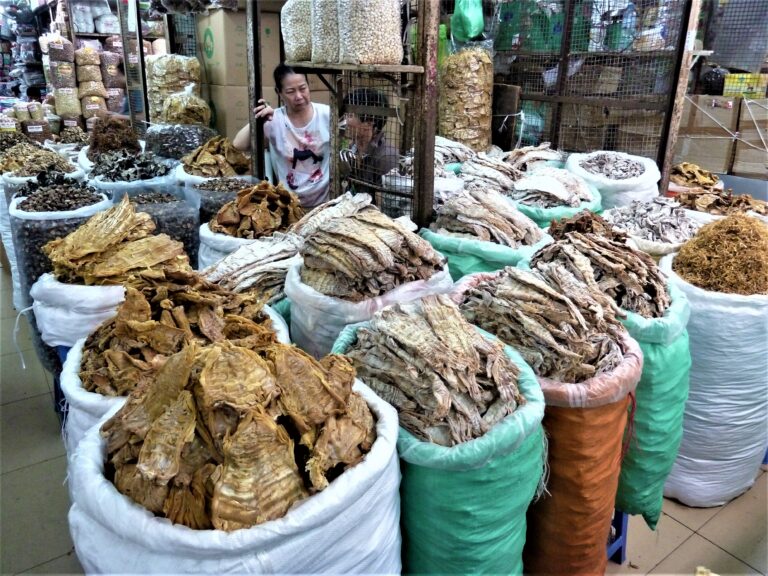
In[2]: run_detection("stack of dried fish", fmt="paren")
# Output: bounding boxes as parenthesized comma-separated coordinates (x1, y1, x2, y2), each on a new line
(457, 266, 627, 382)
(430, 188, 544, 247)
(100, 341, 376, 530)
(504, 143, 562, 172)
(90, 151, 171, 182)
(548, 210, 625, 242)
(300, 208, 445, 301)
(434, 135, 475, 167)
(203, 233, 304, 303)
(604, 198, 700, 244)
(670, 162, 719, 190)
(677, 188, 768, 217)
(209, 182, 304, 238)
(346, 294, 524, 446)
(510, 167, 594, 208)
(80, 272, 276, 396)
(0, 142, 76, 176)
(181, 136, 250, 178)
(460, 152, 522, 192)
(289, 192, 372, 237)
(579, 152, 645, 179)
(531, 231, 671, 318)
(43, 195, 191, 286)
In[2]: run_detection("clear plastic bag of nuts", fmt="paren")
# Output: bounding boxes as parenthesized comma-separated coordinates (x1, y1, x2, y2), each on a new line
(338, 0, 404, 65)
(282, 0, 312, 62)
(310, 0, 339, 63)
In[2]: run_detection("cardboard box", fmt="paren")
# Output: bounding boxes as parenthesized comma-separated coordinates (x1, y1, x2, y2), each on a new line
(673, 95, 741, 173)
(207, 84, 249, 141)
(197, 10, 281, 86)
(732, 98, 767, 178)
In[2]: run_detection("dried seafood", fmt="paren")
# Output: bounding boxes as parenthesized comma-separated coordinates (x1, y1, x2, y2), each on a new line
(87, 116, 142, 161)
(603, 198, 700, 244)
(510, 167, 593, 208)
(0, 142, 75, 176)
(460, 152, 522, 192)
(203, 232, 304, 303)
(673, 214, 768, 295)
(80, 271, 276, 396)
(434, 135, 475, 167)
(430, 188, 544, 247)
(670, 162, 719, 190)
(300, 208, 445, 301)
(346, 294, 524, 446)
(91, 151, 171, 182)
(531, 231, 671, 318)
(548, 210, 626, 243)
(181, 136, 250, 178)
(579, 152, 644, 180)
(288, 192, 372, 237)
(457, 266, 626, 382)
(209, 182, 304, 239)
(100, 341, 375, 530)
(676, 188, 768, 217)
(503, 143, 562, 172)
(43, 195, 191, 286)
(58, 126, 90, 145)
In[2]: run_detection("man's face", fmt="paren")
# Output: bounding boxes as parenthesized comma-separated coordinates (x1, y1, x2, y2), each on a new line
(347, 114, 374, 150)
(279, 74, 310, 113)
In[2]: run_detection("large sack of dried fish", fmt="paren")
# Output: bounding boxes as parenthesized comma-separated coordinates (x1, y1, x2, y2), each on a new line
(184, 175, 257, 225)
(287, 192, 372, 237)
(565, 151, 661, 209)
(180, 136, 250, 179)
(508, 167, 602, 228)
(68, 354, 401, 574)
(615, 282, 691, 529)
(285, 209, 453, 357)
(419, 189, 551, 280)
(660, 219, 768, 507)
(676, 188, 768, 226)
(332, 296, 545, 574)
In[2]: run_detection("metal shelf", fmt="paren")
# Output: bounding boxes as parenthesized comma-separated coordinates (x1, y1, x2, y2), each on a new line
(285, 61, 425, 74)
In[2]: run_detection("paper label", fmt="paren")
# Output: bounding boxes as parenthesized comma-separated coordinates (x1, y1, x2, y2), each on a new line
(113, 41, 123, 48)
(107, 88, 121, 96)
(86, 103, 102, 111)
(128, 54, 139, 64)
(58, 88, 74, 95)
(50, 42, 63, 50)
(27, 125, 44, 133)
(64, 119, 79, 127)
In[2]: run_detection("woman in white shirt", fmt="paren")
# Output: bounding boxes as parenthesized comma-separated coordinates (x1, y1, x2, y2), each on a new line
(234, 64, 330, 208)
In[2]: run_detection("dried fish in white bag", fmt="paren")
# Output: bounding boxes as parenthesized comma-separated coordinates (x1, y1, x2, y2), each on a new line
(510, 167, 593, 208)
(603, 198, 700, 244)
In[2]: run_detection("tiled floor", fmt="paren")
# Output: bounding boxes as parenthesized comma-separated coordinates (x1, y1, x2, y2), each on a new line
(1, 264, 766, 575)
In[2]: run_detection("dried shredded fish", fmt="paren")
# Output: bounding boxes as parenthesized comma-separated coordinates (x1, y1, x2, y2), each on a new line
(604, 198, 700, 244)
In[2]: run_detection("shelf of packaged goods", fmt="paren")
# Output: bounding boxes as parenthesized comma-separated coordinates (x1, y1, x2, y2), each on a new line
(284, 61, 425, 74)
(73, 32, 120, 38)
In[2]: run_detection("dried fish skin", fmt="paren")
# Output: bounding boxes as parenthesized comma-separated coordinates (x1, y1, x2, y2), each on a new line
(503, 143, 563, 172)
(114, 462, 170, 515)
(510, 168, 594, 208)
(289, 193, 373, 237)
(603, 198, 700, 244)
(163, 462, 215, 530)
(211, 409, 308, 531)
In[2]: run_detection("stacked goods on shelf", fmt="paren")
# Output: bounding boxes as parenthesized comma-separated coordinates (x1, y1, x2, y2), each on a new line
(333, 295, 545, 574)
(46, 34, 82, 122)
(75, 46, 107, 120)
(145, 54, 200, 123)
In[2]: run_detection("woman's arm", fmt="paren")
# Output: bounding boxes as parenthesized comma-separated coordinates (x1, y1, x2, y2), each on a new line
(232, 100, 275, 152)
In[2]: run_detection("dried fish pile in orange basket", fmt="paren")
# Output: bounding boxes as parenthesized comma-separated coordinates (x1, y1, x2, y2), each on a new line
(100, 341, 376, 530)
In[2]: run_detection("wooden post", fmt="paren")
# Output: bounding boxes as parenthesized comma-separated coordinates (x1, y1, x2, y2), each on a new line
(246, 1, 266, 179)
(412, 0, 439, 228)
(329, 73, 341, 199)
(660, 0, 702, 192)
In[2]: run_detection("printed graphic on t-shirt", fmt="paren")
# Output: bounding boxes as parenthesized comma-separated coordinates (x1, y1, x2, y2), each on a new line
(284, 129, 324, 191)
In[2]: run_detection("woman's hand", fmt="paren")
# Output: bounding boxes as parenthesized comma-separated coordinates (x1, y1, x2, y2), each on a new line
(254, 99, 274, 122)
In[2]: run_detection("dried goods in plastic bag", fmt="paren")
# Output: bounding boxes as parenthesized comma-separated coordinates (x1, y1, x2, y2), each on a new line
(95, 13, 120, 34)
(22, 120, 52, 144)
(82, 96, 107, 119)
(338, 0, 403, 65)
(77, 65, 103, 83)
(48, 35, 75, 62)
(145, 54, 201, 122)
(161, 83, 210, 125)
(105, 88, 125, 113)
(79, 80, 108, 98)
(71, 2, 95, 33)
(282, 0, 312, 62)
(310, 0, 339, 63)
(75, 46, 101, 66)
(100, 51, 126, 89)
(49, 60, 77, 89)
(13, 103, 31, 122)
(27, 102, 45, 121)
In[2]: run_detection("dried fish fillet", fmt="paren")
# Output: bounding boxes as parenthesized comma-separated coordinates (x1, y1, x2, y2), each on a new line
(510, 167, 593, 208)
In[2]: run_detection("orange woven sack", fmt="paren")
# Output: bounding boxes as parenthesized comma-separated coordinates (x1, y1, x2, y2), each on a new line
(523, 333, 642, 576)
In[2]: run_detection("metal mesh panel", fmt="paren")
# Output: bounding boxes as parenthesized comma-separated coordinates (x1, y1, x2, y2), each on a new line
(710, 0, 768, 73)
(168, 14, 197, 57)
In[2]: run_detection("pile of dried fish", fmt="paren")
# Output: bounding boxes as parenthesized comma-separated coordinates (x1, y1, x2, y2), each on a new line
(100, 341, 375, 530)
(288, 192, 372, 237)
(579, 152, 645, 180)
(346, 295, 524, 446)
(460, 153, 521, 192)
(673, 214, 768, 295)
(604, 198, 700, 244)
(504, 143, 562, 172)
(510, 167, 593, 208)
(203, 233, 304, 303)
(548, 210, 625, 243)
(670, 162, 719, 190)
(44, 195, 191, 286)
(531, 231, 671, 318)
(458, 266, 627, 382)
(181, 136, 250, 178)
(676, 188, 768, 217)
(91, 151, 171, 182)
(301, 208, 445, 301)
(434, 135, 475, 167)
(80, 272, 276, 396)
(430, 188, 544, 247)
(209, 182, 304, 238)
(87, 116, 142, 161)
(0, 142, 76, 176)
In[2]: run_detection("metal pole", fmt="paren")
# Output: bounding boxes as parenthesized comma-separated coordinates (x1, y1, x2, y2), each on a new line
(246, 1, 266, 179)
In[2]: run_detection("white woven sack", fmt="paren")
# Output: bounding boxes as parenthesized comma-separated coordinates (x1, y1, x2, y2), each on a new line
(660, 254, 768, 507)
(0, 185, 23, 310)
(68, 380, 401, 574)
(197, 223, 258, 270)
(565, 152, 660, 209)
(175, 163, 210, 187)
(284, 261, 455, 358)
(30, 273, 125, 347)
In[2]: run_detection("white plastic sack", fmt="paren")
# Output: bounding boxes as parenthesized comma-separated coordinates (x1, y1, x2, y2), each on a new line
(30, 273, 125, 347)
(68, 380, 401, 574)
(197, 223, 258, 270)
(264, 304, 290, 344)
(284, 261, 454, 358)
(89, 171, 177, 201)
(565, 152, 660, 209)
(660, 254, 768, 507)
(683, 208, 768, 227)
(9, 194, 111, 222)
(0, 183, 23, 310)
(175, 163, 210, 187)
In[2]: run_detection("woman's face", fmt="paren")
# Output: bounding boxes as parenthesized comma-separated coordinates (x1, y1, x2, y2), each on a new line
(278, 73, 311, 114)
(347, 114, 375, 150)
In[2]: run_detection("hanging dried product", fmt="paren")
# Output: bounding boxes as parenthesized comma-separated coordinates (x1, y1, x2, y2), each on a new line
(579, 152, 645, 179)
(300, 208, 446, 301)
(209, 181, 304, 239)
(91, 150, 171, 182)
(457, 265, 627, 383)
(503, 143, 563, 172)
(670, 162, 719, 190)
(346, 294, 525, 446)
(99, 340, 375, 530)
(430, 188, 544, 247)
(676, 188, 768, 217)
(181, 136, 250, 178)
(603, 198, 700, 244)
(87, 116, 142, 160)
(672, 214, 768, 296)
(510, 167, 594, 208)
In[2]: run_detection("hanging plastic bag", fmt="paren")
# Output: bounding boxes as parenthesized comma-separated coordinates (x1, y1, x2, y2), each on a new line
(338, 0, 403, 65)
(451, 0, 485, 43)
(615, 283, 691, 529)
(660, 255, 768, 507)
(282, 0, 312, 62)
(160, 84, 211, 126)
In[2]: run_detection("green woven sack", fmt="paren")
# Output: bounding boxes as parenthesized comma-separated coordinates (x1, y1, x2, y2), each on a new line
(270, 298, 291, 328)
(419, 228, 553, 281)
(333, 324, 545, 575)
(616, 282, 691, 529)
(509, 185, 602, 228)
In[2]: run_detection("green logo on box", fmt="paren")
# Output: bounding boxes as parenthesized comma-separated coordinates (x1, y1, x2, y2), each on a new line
(203, 28, 214, 59)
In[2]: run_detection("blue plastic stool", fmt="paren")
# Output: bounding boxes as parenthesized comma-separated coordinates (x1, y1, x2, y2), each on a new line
(607, 510, 629, 565)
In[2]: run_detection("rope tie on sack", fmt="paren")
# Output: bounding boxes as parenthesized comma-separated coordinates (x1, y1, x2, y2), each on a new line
(13, 306, 33, 370)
